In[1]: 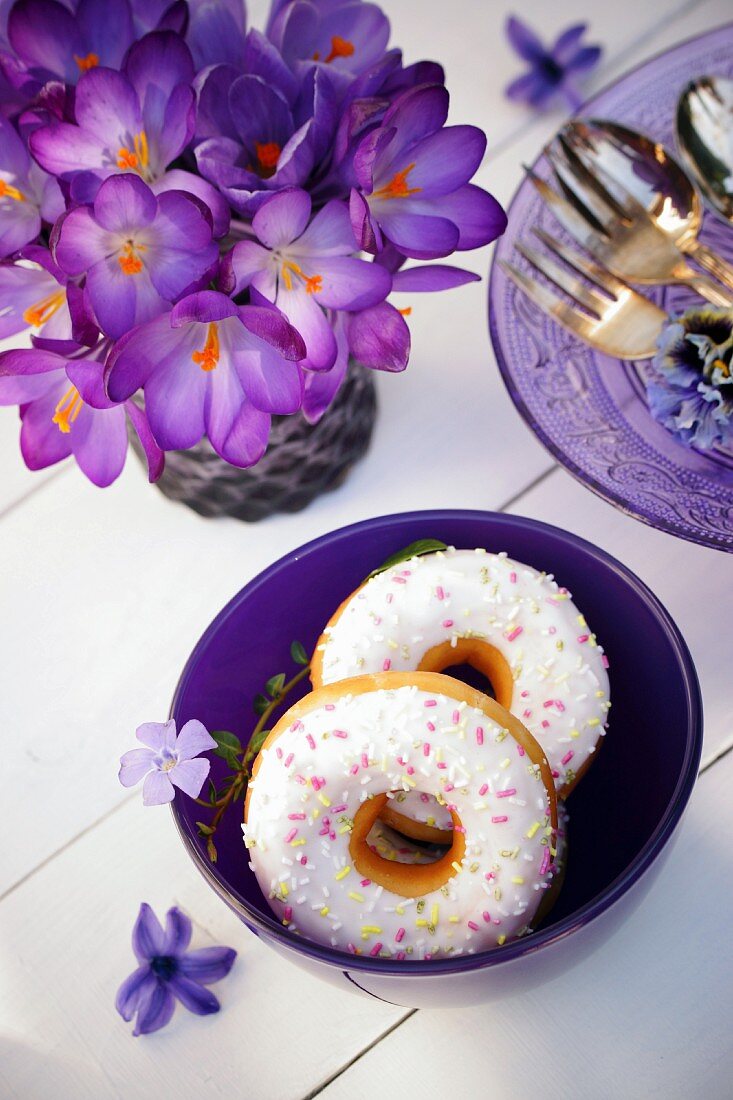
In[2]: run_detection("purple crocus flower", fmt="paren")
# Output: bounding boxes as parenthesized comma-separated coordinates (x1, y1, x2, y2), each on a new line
(267, 0, 391, 84)
(505, 17, 602, 111)
(224, 187, 390, 371)
(106, 289, 306, 466)
(29, 31, 198, 202)
(0, 343, 164, 485)
(6, 0, 137, 86)
(349, 83, 507, 259)
(116, 903, 236, 1036)
(194, 62, 337, 216)
(119, 718, 216, 804)
(0, 247, 74, 343)
(53, 174, 218, 339)
(0, 114, 62, 256)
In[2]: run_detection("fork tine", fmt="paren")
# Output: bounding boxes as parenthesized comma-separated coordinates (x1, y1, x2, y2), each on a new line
(515, 239, 608, 317)
(546, 142, 620, 233)
(524, 165, 607, 251)
(532, 227, 629, 297)
(556, 131, 632, 221)
(499, 260, 594, 343)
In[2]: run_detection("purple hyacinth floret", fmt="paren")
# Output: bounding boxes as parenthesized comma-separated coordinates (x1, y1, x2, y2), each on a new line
(646, 306, 733, 451)
(504, 17, 602, 112)
(119, 718, 217, 804)
(116, 903, 236, 1036)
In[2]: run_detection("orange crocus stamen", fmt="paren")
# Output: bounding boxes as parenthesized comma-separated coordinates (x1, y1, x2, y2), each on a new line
(255, 141, 281, 174)
(117, 131, 149, 174)
(52, 385, 83, 434)
(74, 52, 99, 72)
(22, 290, 66, 327)
(397, 306, 412, 316)
(373, 162, 421, 200)
(191, 322, 220, 372)
(325, 35, 354, 63)
(280, 260, 322, 295)
(0, 179, 26, 202)
(118, 241, 145, 275)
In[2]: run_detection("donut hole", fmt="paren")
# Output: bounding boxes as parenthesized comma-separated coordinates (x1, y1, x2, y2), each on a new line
(350, 793, 466, 898)
(366, 815, 451, 867)
(417, 639, 513, 709)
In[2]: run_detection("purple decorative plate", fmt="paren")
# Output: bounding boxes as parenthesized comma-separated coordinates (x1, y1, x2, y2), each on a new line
(489, 24, 733, 552)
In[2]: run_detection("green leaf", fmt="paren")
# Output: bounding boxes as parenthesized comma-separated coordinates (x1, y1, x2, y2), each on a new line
(196, 821, 215, 837)
(206, 836, 218, 863)
(253, 693, 269, 716)
(290, 640, 309, 666)
(211, 730, 243, 760)
(207, 779, 217, 804)
(248, 727, 269, 757)
(366, 539, 449, 580)
(266, 673, 286, 697)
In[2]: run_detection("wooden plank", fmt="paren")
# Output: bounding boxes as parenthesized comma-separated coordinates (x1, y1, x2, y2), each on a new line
(506, 467, 733, 767)
(312, 751, 733, 1100)
(0, 797, 407, 1100)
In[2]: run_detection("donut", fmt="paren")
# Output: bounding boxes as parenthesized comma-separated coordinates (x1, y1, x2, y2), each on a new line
(311, 548, 610, 809)
(243, 671, 558, 960)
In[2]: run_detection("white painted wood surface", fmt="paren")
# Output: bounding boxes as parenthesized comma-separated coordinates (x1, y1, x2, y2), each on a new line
(1, 1, 732, 1097)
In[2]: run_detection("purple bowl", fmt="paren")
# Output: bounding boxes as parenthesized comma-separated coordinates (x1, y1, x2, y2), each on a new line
(170, 510, 702, 1008)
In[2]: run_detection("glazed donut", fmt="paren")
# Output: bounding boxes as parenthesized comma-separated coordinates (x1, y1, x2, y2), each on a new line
(243, 671, 558, 960)
(312, 548, 610, 808)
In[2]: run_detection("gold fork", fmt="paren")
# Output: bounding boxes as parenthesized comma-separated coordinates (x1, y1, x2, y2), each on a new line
(500, 227, 667, 360)
(532, 135, 733, 308)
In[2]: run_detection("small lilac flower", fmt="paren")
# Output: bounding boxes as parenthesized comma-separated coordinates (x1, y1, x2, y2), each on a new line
(505, 17, 602, 112)
(224, 188, 391, 371)
(0, 114, 62, 257)
(267, 0, 391, 85)
(6, 0, 137, 87)
(646, 306, 733, 450)
(106, 289, 306, 466)
(116, 903, 236, 1037)
(53, 174, 218, 339)
(29, 31, 198, 202)
(119, 718, 216, 804)
(0, 343, 163, 485)
(194, 62, 337, 216)
(349, 83, 507, 259)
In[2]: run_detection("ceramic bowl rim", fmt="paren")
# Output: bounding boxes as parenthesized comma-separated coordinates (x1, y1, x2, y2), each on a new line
(170, 509, 703, 978)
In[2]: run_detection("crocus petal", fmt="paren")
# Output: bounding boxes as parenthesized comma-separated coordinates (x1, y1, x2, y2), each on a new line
(379, 84, 449, 167)
(228, 72, 292, 149)
(125, 399, 165, 482)
(29, 122, 108, 179)
(0, 265, 61, 341)
(168, 974, 220, 1016)
(409, 184, 507, 250)
(307, 255, 391, 311)
(0, 114, 31, 178)
(303, 313, 349, 424)
(347, 301, 410, 372)
(118, 747, 155, 787)
(153, 169, 230, 238)
(207, 395, 270, 468)
(169, 757, 210, 798)
(178, 946, 237, 984)
(93, 174, 157, 233)
(144, 337, 207, 450)
(349, 187, 381, 252)
(53, 207, 110, 276)
(133, 980, 176, 1036)
(238, 303, 306, 360)
(405, 125, 486, 198)
(8, 0, 83, 83)
(0, 201, 41, 258)
(73, 67, 143, 145)
(142, 769, 175, 806)
(115, 965, 155, 1022)
(136, 718, 177, 752)
(252, 188, 311, 250)
(132, 902, 166, 961)
(87, 260, 166, 340)
(124, 28, 195, 111)
(390, 265, 480, 292)
(375, 210, 459, 260)
(506, 15, 546, 62)
(225, 240, 272, 296)
(106, 314, 183, 400)
(289, 198, 354, 257)
(273, 285, 335, 373)
(171, 289, 238, 326)
(175, 719, 217, 761)
(69, 401, 128, 487)
(76, 0, 134, 69)
(187, 0, 247, 69)
(19, 382, 73, 470)
(161, 905, 192, 955)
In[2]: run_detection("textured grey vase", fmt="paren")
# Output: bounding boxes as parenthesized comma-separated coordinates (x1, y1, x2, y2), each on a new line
(131, 365, 377, 521)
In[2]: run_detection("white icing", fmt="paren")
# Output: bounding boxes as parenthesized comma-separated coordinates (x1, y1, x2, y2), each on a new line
(317, 548, 611, 792)
(244, 683, 556, 960)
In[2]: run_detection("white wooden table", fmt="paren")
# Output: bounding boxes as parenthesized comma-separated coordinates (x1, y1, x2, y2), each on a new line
(2, 2, 733, 1097)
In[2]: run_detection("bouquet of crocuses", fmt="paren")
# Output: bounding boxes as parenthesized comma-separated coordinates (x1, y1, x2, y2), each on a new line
(0, 0, 506, 486)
